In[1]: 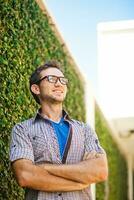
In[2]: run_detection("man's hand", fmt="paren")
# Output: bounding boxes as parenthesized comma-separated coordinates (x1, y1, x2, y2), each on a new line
(83, 151, 104, 160)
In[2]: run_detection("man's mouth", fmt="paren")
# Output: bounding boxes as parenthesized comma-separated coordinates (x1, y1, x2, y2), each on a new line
(53, 90, 63, 93)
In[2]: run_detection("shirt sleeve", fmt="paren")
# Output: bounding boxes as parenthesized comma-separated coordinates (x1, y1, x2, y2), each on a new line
(84, 123, 105, 154)
(10, 123, 34, 163)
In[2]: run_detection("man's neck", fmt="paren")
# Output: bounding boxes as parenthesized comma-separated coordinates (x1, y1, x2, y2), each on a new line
(40, 102, 63, 122)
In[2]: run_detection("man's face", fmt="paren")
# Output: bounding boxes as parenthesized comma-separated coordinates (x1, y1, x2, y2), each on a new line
(38, 68, 68, 104)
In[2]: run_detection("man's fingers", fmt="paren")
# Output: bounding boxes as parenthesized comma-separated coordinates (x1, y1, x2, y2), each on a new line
(83, 151, 103, 160)
(86, 151, 96, 159)
(83, 152, 89, 160)
(83, 151, 96, 160)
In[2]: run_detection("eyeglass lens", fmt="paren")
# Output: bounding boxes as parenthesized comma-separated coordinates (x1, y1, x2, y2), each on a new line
(48, 76, 68, 85)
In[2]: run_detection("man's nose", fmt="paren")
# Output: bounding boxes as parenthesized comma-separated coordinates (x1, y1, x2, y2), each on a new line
(54, 78, 62, 86)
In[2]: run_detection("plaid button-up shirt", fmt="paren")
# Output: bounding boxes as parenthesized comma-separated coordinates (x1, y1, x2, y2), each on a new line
(10, 111, 104, 200)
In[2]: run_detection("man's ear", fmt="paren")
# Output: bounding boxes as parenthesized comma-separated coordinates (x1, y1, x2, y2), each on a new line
(31, 84, 40, 95)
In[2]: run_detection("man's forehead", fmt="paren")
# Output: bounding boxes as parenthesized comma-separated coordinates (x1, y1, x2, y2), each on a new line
(41, 67, 64, 77)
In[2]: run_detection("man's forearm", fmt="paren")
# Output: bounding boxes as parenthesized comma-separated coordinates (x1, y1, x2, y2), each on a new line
(25, 167, 88, 192)
(40, 153, 108, 184)
(12, 159, 88, 192)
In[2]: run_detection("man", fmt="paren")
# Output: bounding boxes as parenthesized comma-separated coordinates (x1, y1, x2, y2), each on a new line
(10, 61, 108, 200)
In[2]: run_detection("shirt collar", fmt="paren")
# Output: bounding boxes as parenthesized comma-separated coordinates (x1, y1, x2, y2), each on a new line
(33, 108, 72, 123)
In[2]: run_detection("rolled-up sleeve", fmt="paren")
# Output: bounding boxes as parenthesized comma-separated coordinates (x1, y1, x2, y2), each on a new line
(84, 123, 105, 154)
(10, 123, 34, 163)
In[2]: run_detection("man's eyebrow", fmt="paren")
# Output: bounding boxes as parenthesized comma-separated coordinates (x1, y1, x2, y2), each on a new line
(42, 75, 65, 77)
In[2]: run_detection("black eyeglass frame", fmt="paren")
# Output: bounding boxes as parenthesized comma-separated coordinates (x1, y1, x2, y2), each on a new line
(34, 75, 69, 85)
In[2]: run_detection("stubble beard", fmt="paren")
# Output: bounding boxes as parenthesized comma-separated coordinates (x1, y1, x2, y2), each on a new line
(40, 94, 66, 104)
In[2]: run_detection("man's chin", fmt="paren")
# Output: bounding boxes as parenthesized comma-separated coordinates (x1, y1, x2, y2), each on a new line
(52, 94, 66, 102)
(40, 95, 66, 104)
(48, 96, 65, 104)
(52, 98, 64, 103)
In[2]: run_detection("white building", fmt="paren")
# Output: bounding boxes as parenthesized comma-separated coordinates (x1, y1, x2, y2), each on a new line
(97, 20, 134, 200)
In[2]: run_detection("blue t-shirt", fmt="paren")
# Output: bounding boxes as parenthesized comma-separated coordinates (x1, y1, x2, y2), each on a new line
(50, 117, 69, 158)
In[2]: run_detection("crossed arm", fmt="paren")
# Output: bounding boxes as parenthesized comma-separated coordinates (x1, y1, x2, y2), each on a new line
(12, 151, 108, 192)
(39, 151, 108, 184)
(12, 159, 88, 192)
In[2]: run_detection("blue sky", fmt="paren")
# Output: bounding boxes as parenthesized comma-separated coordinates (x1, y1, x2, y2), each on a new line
(45, 0, 134, 95)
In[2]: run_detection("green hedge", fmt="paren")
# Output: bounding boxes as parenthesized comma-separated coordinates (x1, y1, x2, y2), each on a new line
(95, 104, 128, 200)
(0, 0, 85, 199)
(1, 1, 127, 199)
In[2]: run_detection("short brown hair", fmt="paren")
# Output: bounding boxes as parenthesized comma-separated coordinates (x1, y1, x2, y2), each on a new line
(29, 60, 63, 104)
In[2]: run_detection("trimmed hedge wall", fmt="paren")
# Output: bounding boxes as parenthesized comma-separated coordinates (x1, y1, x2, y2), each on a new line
(0, 0, 85, 199)
(95, 104, 128, 200)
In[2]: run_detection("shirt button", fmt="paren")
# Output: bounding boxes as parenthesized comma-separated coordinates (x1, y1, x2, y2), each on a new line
(95, 139, 98, 143)
(60, 123, 62, 126)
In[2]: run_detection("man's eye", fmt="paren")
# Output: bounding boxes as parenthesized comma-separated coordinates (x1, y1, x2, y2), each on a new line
(51, 77, 56, 81)
(49, 77, 56, 82)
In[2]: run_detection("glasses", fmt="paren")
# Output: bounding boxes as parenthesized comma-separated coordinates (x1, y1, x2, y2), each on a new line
(35, 75, 68, 85)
